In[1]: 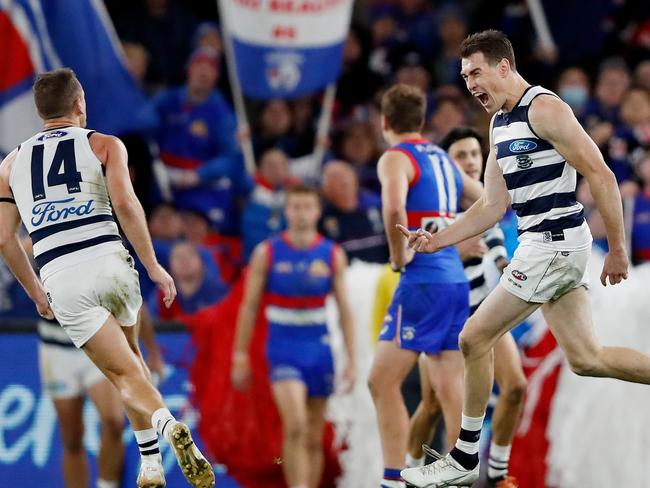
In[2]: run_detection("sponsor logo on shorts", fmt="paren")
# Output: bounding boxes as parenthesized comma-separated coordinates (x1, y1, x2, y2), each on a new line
(561, 251, 570, 256)
(401, 326, 415, 341)
(511, 270, 527, 281)
(509, 139, 537, 153)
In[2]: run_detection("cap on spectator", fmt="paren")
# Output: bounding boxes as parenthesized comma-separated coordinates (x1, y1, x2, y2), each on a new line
(187, 46, 219, 71)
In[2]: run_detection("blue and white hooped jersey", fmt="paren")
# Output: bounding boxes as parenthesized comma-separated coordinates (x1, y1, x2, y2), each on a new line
(264, 234, 337, 341)
(10, 126, 123, 279)
(388, 139, 467, 284)
(492, 86, 590, 248)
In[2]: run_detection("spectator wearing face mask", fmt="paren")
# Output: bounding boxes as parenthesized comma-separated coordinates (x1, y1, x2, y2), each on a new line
(319, 161, 388, 263)
(556, 66, 591, 120)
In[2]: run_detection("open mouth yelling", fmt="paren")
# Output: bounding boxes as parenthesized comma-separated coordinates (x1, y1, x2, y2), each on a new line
(474, 92, 489, 107)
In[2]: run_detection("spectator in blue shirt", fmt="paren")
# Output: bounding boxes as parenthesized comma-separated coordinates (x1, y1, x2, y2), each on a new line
(150, 242, 228, 320)
(153, 46, 249, 235)
(242, 149, 299, 260)
(607, 85, 650, 183)
(584, 58, 631, 149)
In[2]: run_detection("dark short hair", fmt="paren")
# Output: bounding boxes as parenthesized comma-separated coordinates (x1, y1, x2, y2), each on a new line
(33, 68, 82, 120)
(460, 30, 516, 70)
(381, 84, 426, 134)
(439, 126, 483, 151)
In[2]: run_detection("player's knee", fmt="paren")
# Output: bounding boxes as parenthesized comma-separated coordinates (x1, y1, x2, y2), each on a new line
(568, 355, 601, 377)
(283, 418, 308, 443)
(61, 434, 84, 453)
(367, 369, 385, 399)
(458, 327, 479, 359)
(500, 376, 527, 406)
(420, 393, 439, 417)
(306, 431, 324, 453)
(100, 413, 124, 439)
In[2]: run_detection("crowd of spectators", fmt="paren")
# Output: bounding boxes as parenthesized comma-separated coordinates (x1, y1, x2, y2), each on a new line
(1, 0, 649, 321)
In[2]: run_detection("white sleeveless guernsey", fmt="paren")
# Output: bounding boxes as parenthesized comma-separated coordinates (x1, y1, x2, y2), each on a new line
(492, 85, 591, 250)
(10, 126, 123, 280)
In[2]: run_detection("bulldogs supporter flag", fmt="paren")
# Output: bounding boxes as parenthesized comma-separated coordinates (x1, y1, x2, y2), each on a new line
(222, 0, 353, 99)
(0, 0, 155, 156)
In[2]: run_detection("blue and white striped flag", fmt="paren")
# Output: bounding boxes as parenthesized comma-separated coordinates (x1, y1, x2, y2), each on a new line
(222, 0, 353, 99)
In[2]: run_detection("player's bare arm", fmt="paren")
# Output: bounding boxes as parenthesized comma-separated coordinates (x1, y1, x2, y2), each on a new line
(398, 125, 510, 253)
(0, 151, 53, 319)
(378, 150, 415, 269)
(529, 95, 628, 286)
(91, 132, 177, 306)
(332, 246, 356, 392)
(231, 242, 269, 390)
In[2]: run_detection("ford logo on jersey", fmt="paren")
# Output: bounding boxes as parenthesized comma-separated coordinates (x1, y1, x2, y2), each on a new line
(31, 197, 94, 227)
(37, 130, 68, 141)
(509, 140, 537, 153)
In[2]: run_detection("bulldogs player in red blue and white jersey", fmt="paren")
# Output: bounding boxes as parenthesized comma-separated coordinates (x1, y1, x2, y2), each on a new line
(400, 30, 650, 488)
(232, 185, 355, 488)
(0, 69, 213, 488)
(368, 84, 483, 488)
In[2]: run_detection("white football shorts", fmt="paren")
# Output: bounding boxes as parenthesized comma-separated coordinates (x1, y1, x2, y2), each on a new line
(500, 242, 590, 303)
(43, 250, 143, 347)
(39, 341, 107, 398)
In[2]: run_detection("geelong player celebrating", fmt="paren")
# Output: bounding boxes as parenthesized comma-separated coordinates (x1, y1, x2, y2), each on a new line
(399, 30, 650, 487)
(0, 69, 214, 488)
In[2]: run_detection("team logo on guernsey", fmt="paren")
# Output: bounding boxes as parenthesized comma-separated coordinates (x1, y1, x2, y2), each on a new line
(189, 120, 209, 138)
(511, 270, 528, 281)
(509, 140, 537, 153)
(31, 197, 95, 227)
(516, 154, 533, 169)
(308, 259, 330, 278)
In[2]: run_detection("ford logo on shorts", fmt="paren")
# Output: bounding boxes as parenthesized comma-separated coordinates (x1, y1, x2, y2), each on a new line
(509, 140, 537, 153)
(511, 270, 527, 281)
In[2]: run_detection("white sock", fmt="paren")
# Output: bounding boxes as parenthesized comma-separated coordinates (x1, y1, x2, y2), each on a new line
(135, 428, 161, 461)
(455, 413, 484, 455)
(151, 407, 177, 442)
(405, 452, 425, 468)
(487, 442, 511, 480)
(96, 480, 119, 488)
